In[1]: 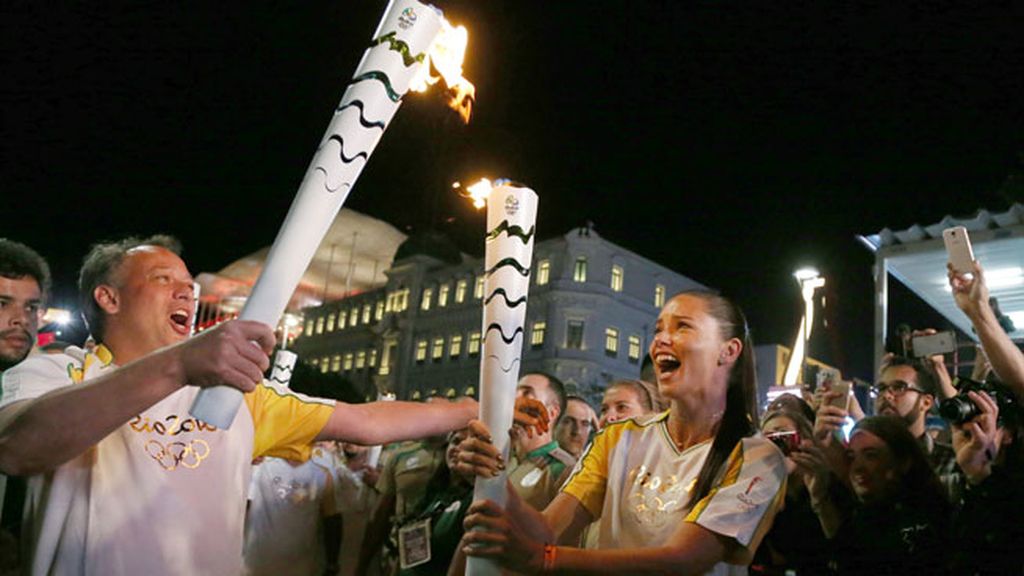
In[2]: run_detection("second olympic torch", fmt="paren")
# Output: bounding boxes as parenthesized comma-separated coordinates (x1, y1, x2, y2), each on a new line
(467, 182, 538, 576)
(190, 0, 445, 428)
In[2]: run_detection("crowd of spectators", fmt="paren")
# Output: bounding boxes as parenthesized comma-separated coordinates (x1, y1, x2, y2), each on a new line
(1, 233, 1022, 575)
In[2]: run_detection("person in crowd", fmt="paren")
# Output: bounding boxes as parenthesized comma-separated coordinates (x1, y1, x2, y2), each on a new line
(390, 428, 474, 576)
(0, 235, 545, 575)
(358, 433, 447, 576)
(0, 239, 50, 572)
(803, 415, 952, 575)
(817, 355, 958, 494)
(556, 394, 597, 458)
(243, 451, 339, 576)
(455, 291, 786, 574)
(507, 372, 576, 511)
(597, 378, 655, 429)
(764, 393, 816, 425)
(949, 260, 1024, 400)
(331, 442, 380, 576)
(750, 408, 832, 576)
(947, 381, 1024, 574)
(0, 239, 49, 374)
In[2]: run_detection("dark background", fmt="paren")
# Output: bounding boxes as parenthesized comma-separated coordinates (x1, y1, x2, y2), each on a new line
(3, 1, 1022, 380)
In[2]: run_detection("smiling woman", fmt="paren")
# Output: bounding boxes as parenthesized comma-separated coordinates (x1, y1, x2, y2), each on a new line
(455, 291, 788, 575)
(815, 416, 952, 575)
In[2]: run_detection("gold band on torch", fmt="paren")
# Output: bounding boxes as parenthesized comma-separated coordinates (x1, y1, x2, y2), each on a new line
(190, 0, 444, 428)
(467, 183, 538, 576)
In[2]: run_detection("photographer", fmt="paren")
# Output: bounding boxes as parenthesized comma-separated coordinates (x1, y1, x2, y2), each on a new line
(949, 260, 1024, 401)
(946, 380, 1024, 575)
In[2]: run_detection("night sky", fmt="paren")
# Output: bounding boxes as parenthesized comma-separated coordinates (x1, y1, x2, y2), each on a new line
(3, 2, 1022, 379)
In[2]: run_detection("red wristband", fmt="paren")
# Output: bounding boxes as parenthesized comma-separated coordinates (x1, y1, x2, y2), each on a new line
(542, 543, 557, 572)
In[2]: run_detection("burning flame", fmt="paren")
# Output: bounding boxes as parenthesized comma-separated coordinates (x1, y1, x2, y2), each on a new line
(409, 18, 476, 123)
(453, 178, 492, 209)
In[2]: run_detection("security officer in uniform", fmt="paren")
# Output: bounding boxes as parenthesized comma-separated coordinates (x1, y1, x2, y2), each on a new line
(507, 372, 577, 510)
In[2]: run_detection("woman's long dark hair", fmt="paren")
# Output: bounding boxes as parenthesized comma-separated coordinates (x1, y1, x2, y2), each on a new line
(851, 416, 950, 511)
(680, 291, 759, 507)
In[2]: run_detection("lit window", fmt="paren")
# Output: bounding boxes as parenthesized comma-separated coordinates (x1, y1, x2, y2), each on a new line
(320, 356, 330, 373)
(566, 320, 585, 350)
(310, 358, 319, 368)
(450, 334, 463, 357)
(304, 319, 314, 335)
(330, 354, 341, 372)
(315, 317, 325, 334)
(415, 340, 427, 362)
(432, 337, 444, 360)
(356, 350, 366, 369)
(438, 283, 450, 307)
(362, 304, 371, 323)
(398, 288, 410, 311)
(343, 353, 353, 371)
(368, 348, 378, 367)
(374, 301, 384, 321)
(349, 308, 359, 326)
(605, 327, 619, 356)
(326, 313, 336, 332)
(455, 279, 468, 303)
(655, 284, 666, 308)
(337, 310, 347, 330)
(468, 331, 481, 356)
(573, 257, 588, 282)
(421, 288, 433, 311)
(611, 265, 623, 292)
(530, 321, 546, 347)
(536, 259, 550, 286)
(628, 334, 642, 362)
(379, 343, 394, 375)
(474, 275, 485, 299)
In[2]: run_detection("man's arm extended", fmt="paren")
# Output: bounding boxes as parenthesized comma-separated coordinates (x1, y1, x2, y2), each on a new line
(315, 398, 477, 445)
(0, 320, 274, 476)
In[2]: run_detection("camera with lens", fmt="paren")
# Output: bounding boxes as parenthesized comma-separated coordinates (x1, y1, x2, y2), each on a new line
(939, 378, 1020, 427)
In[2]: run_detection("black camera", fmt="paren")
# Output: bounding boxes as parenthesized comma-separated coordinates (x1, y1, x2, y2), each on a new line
(939, 378, 1019, 427)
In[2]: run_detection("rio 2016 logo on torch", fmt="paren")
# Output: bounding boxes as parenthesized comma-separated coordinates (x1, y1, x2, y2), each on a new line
(399, 7, 418, 29)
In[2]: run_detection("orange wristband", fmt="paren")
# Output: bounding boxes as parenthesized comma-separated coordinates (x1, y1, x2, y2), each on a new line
(542, 543, 557, 572)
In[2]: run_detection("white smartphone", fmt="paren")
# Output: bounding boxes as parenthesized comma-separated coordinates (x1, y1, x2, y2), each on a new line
(943, 226, 975, 274)
(911, 331, 956, 358)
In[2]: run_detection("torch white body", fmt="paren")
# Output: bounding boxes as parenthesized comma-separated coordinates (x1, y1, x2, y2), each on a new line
(467, 184, 538, 576)
(190, 0, 442, 428)
(268, 350, 298, 387)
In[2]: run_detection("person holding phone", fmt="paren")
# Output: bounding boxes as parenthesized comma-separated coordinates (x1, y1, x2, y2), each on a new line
(453, 291, 787, 575)
(751, 409, 834, 576)
(949, 259, 1024, 402)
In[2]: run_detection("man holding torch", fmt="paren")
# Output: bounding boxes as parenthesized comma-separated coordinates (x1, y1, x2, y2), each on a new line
(0, 235, 546, 575)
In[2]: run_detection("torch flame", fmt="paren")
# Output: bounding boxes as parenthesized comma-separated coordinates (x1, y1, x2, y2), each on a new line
(464, 178, 492, 209)
(409, 18, 476, 123)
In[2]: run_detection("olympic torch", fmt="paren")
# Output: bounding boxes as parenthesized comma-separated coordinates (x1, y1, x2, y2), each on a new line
(191, 0, 471, 428)
(466, 180, 538, 576)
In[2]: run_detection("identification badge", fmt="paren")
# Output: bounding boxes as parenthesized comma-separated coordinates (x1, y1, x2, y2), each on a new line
(398, 519, 431, 569)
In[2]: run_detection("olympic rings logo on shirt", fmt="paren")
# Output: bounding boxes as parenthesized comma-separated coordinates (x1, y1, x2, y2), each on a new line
(144, 439, 211, 471)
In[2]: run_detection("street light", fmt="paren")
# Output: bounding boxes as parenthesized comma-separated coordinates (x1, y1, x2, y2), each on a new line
(782, 267, 826, 386)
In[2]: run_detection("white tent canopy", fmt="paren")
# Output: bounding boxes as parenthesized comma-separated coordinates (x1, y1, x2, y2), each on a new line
(859, 204, 1024, 371)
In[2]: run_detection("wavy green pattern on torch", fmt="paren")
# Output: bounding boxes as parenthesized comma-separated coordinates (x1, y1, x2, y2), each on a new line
(486, 221, 536, 243)
(484, 257, 530, 277)
(371, 32, 427, 67)
(350, 71, 402, 102)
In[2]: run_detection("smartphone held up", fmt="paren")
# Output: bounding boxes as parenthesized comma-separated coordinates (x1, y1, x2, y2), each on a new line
(943, 226, 975, 274)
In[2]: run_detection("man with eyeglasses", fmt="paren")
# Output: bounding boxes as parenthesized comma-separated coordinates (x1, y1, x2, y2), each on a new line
(873, 356, 958, 494)
(556, 395, 597, 458)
